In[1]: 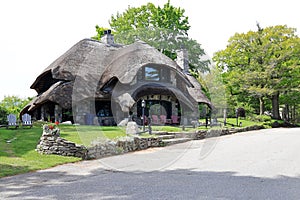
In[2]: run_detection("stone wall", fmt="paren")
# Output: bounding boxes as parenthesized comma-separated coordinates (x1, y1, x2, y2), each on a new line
(36, 125, 87, 158)
(36, 125, 264, 160)
(36, 125, 163, 160)
(87, 137, 163, 159)
(194, 125, 265, 140)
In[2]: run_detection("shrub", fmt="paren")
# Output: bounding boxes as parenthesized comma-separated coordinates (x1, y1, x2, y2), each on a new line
(0, 106, 8, 124)
(253, 115, 272, 122)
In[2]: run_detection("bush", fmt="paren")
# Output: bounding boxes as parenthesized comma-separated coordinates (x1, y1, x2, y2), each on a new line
(0, 106, 8, 125)
(253, 115, 272, 122)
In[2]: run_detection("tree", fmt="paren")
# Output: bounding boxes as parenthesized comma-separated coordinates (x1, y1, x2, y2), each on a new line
(0, 96, 32, 118)
(259, 25, 300, 119)
(94, 0, 210, 73)
(201, 66, 228, 121)
(0, 105, 8, 124)
(109, 1, 190, 36)
(213, 24, 300, 119)
(92, 26, 111, 41)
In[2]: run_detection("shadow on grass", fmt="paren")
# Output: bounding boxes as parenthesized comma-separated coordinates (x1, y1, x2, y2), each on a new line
(0, 164, 31, 178)
(0, 167, 300, 200)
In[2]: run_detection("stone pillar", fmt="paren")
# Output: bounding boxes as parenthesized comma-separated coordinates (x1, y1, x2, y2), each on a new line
(54, 105, 62, 123)
(41, 106, 45, 121)
(74, 100, 92, 125)
(172, 101, 178, 116)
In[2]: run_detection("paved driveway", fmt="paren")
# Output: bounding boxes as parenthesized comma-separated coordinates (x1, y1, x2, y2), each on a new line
(1, 128, 300, 199)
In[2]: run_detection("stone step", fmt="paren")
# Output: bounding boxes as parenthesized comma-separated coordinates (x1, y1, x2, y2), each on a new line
(151, 131, 169, 135)
(157, 135, 175, 140)
(168, 132, 195, 139)
(162, 138, 192, 146)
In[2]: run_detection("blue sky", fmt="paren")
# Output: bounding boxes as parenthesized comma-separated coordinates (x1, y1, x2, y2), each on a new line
(0, 0, 299, 100)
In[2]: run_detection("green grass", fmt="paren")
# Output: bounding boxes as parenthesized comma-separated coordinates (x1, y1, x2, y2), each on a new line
(59, 125, 126, 146)
(224, 118, 263, 127)
(0, 123, 131, 178)
(0, 125, 81, 178)
(152, 117, 267, 132)
(151, 125, 207, 132)
(151, 126, 186, 132)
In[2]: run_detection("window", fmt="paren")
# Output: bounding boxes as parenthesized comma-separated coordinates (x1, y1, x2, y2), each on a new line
(141, 65, 170, 82)
(145, 66, 160, 81)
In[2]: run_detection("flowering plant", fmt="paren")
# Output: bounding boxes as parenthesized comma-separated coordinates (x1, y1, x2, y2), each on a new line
(42, 122, 60, 136)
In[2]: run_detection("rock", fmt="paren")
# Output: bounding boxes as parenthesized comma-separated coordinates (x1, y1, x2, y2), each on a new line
(61, 121, 72, 125)
(118, 118, 128, 126)
(126, 121, 139, 135)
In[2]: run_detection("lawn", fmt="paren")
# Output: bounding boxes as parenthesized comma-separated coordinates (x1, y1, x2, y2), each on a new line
(0, 123, 135, 178)
(59, 125, 127, 146)
(0, 125, 81, 178)
(223, 118, 263, 127)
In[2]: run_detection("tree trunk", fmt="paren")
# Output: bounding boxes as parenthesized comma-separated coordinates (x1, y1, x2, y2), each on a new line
(285, 104, 290, 122)
(223, 108, 227, 125)
(291, 105, 295, 123)
(282, 104, 289, 122)
(259, 97, 265, 115)
(271, 92, 281, 119)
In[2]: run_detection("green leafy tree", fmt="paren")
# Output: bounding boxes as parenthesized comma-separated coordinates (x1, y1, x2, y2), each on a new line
(0, 96, 32, 118)
(109, 1, 190, 36)
(0, 105, 8, 124)
(92, 26, 111, 40)
(201, 66, 228, 120)
(94, 0, 209, 73)
(214, 24, 300, 119)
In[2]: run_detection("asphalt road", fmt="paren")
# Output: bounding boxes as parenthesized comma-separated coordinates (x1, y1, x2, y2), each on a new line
(1, 128, 300, 200)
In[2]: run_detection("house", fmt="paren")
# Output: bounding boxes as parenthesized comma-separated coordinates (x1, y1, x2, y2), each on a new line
(21, 31, 212, 125)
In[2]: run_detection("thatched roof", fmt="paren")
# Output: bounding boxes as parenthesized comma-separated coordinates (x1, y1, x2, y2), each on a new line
(185, 74, 212, 106)
(22, 38, 212, 115)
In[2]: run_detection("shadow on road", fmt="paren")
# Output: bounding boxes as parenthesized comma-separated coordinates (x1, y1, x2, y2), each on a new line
(1, 167, 300, 199)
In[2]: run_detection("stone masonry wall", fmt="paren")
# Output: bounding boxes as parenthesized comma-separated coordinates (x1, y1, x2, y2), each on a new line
(194, 125, 265, 140)
(36, 125, 264, 160)
(36, 125, 163, 160)
(36, 126, 87, 158)
(87, 137, 163, 159)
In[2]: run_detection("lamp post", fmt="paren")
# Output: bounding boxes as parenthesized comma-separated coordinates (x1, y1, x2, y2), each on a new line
(141, 99, 146, 131)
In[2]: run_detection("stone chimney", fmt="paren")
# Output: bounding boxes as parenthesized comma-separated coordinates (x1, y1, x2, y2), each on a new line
(176, 48, 189, 73)
(101, 29, 114, 45)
